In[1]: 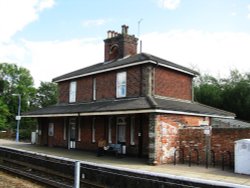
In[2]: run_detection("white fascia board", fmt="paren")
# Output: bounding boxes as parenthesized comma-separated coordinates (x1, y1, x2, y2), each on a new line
(21, 113, 78, 118)
(54, 60, 196, 83)
(22, 109, 234, 119)
(79, 109, 233, 119)
(54, 60, 151, 83)
(79, 109, 154, 116)
(154, 109, 235, 119)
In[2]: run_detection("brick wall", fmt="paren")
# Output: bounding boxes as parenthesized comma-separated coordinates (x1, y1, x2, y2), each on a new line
(58, 81, 69, 103)
(46, 115, 147, 156)
(58, 64, 194, 103)
(127, 66, 141, 97)
(154, 67, 193, 100)
(151, 114, 206, 165)
(178, 127, 250, 165)
(77, 76, 93, 102)
(211, 128, 250, 162)
(57, 66, 142, 104)
(104, 34, 138, 62)
(96, 71, 116, 100)
(179, 128, 206, 163)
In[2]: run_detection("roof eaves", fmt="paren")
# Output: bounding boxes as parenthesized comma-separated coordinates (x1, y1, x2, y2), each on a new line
(143, 53, 199, 76)
(193, 102, 236, 117)
(53, 53, 198, 83)
(53, 59, 155, 83)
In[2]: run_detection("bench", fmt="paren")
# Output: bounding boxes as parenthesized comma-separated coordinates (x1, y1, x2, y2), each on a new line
(106, 144, 122, 157)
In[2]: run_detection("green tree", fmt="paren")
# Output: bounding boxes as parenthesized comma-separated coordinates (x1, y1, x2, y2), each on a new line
(222, 70, 250, 121)
(31, 81, 58, 108)
(194, 70, 250, 121)
(194, 74, 223, 108)
(0, 63, 36, 136)
(0, 97, 9, 130)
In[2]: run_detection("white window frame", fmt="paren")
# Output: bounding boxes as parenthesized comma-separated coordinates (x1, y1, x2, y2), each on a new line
(130, 116, 135, 145)
(69, 117, 76, 141)
(69, 81, 77, 103)
(117, 117, 126, 143)
(48, 123, 54, 136)
(78, 118, 81, 141)
(116, 72, 127, 98)
(108, 117, 112, 144)
(93, 78, 96, 101)
(63, 118, 67, 140)
(92, 117, 96, 143)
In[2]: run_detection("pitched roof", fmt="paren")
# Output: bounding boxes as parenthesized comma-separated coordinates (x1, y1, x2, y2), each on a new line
(22, 96, 235, 118)
(52, 53, 199, 83)
(154, 97, 235, 117)
(212, 118, 250, 128)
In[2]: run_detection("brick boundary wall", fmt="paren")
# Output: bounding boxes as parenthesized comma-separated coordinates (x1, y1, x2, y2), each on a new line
(178, 127, 250, 165)
(211, 128, 250, 164)
(179, 128, 206, 164)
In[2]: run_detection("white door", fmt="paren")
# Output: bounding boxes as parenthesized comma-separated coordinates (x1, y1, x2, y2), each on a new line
(117, 117, 126, 144)
(69, 118, 76, 149)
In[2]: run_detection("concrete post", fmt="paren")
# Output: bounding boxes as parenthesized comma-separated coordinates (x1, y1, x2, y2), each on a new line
(74, 161, 81, 188)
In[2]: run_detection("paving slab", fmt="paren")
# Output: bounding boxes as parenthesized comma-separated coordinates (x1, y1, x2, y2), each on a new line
(0, 139, 249, 187)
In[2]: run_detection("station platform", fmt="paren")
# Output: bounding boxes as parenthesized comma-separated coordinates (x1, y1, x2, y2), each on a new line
(0, 139, 249, 188)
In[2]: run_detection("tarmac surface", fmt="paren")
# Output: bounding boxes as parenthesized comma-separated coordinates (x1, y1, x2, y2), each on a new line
(0, 139, 249, 187)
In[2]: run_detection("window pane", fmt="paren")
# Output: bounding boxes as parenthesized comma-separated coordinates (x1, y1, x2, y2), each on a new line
(78, 118, 81, 141)
(69, 81, 77, 103)
(69, 118, 76, 141)
(116, 72, 126, 98)
(63, 118, 66, 140)
(118, 125, 126, 142)
(130, 117, 135, 145)
(121, 85, 126, 96)
(92, 118, 96, 143)
(93, 78, 96, 101)
(108, 117, 112, 144)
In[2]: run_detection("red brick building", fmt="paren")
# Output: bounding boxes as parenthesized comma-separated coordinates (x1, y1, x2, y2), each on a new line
(23, 25, 236, 165)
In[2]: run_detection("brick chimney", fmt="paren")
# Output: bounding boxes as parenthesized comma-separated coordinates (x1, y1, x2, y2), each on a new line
(104, 25, 138, 62)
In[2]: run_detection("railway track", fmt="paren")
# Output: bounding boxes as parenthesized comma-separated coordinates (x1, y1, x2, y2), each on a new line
(0, 148, 105, 188)
(0, 147, 237, 188)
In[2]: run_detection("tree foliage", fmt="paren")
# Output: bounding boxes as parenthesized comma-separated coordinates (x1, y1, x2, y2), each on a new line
(33, 81, 58, 108)
(0, 63, 58, 139)
(194, 70, 250, 121)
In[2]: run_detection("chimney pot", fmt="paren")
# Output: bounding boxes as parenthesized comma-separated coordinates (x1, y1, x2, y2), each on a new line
(107, 30, 112, 38)
(121, 25, 129, 35)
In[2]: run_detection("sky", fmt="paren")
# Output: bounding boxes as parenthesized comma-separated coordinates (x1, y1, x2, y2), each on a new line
(1, 0, 250, 87)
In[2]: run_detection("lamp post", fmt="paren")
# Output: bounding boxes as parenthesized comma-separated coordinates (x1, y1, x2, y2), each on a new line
(12, 94, 21, 142)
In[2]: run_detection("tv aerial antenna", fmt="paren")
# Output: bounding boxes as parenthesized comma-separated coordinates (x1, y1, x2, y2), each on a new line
(138, 18, 143, 53)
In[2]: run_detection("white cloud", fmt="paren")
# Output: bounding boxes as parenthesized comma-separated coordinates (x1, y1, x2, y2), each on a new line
(36, 0, 55, 11)
(0, 0, 55, 42)
(158, 0, 180, 10)
(142, 30, 250, 77)
(0, 42, 27, 64)
(82, 19, 111, 27)
(22, 38, 103, 86)
(8, 29, 250, 87)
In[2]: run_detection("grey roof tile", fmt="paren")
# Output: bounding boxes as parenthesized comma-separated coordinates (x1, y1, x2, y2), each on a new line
(23, 96, 234, 118)
(154, 97, 235, 117)
(52, 53, 199, 82)
(212, 118, 250, 128)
